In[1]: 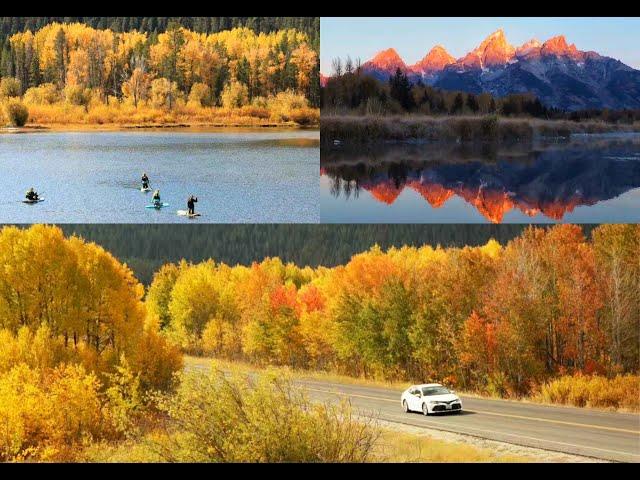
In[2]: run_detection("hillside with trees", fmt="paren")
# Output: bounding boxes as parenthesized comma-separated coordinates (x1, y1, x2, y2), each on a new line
(56, 224, 575, 284)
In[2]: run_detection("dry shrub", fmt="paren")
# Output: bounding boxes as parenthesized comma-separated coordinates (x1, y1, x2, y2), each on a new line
(3, 99, 29, 126)
(289, 107, 319, 126)
(268, 90, 309, 122)
(239, 105, 270, 119)
(153, 365, 379, 462)
(23, 83, 60, 105)
(536, 374, 640, 411)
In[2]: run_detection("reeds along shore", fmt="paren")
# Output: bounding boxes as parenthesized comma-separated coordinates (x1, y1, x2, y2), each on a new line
(320, 114, 640, 144)
(0, 100, 320, 129)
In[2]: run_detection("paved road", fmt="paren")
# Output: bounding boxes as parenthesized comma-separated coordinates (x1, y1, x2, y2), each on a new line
(187, 363, 640, 462)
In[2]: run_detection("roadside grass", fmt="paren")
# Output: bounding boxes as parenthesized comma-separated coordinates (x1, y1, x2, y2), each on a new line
(320, 114, 640, 144)
(81, 427, 531, 463)
(375, 429, 529, 463)
(184, 355, 413, 390)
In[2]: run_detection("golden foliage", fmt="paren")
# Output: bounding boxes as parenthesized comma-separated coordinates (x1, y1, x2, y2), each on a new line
(0, 225, 180, 390)
(149, 225, 639, 405)
(6, 23, 319, 126)
(0, 363, 105, 461)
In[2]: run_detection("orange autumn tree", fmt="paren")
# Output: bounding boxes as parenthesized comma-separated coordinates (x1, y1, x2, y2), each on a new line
(592, 224, 640, 373)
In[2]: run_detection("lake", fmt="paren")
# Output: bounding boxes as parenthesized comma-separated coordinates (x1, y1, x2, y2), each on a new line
(321, 134, 640, 223)
(0, 129, 319, 223)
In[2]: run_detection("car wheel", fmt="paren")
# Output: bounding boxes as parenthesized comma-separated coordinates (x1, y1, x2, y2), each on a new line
(402, 400, 409, 413)
(422, 403, 429, 416)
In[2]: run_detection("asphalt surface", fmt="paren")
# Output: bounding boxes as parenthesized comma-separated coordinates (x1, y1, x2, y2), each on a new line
(187, 362, 640, 462)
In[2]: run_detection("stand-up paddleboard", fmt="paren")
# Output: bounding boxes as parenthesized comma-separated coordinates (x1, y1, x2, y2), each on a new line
(146, 202, 169, 209)
(22, 198, 44, 204)
(177, 210, 201, 218)
(141, 186, 152, 192)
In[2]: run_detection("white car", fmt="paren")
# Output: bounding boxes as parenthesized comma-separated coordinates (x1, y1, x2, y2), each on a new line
(401, 383, 463, 415)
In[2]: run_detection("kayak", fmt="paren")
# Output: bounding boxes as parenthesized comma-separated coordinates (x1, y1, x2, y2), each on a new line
(177, 210, 201, 218)
(146, 202, 169, 209)
(141, 187, 152, 192)
(23, 198, 44, 204)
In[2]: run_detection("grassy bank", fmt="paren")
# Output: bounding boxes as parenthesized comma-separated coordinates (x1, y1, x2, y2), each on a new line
(321, 114, 640, 144)
(0, 100, 319, 130)
(185, 356, 640, 413)
(4, 105, 319, 130)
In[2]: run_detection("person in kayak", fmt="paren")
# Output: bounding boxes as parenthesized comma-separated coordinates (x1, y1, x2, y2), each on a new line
(152, 189, 161, 205)
(25, 188, 39, 201)
(187, 195, 198, 215)
(141, 173, 149, 189)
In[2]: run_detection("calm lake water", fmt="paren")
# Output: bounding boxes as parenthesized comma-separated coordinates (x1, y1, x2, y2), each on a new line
(0, 129, 319, 223)
(321, 134, 640, 223)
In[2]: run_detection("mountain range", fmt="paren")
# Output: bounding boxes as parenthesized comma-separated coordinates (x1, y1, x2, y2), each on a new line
(350, 30, 640, 111)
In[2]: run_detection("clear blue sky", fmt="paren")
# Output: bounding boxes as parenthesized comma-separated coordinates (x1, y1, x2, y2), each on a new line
(321, 17, 640, 74)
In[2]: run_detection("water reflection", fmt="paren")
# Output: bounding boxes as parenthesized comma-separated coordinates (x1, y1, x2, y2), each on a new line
(320, 136, 640, 223)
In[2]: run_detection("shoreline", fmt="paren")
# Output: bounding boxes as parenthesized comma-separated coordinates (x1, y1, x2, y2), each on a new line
(1, 122, 319, 134)
(321, 114, 640, 144)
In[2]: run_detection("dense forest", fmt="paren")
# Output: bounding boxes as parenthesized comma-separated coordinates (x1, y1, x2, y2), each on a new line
(0, 18, 320, 127)
(145, 224, 639, 402)
(0, 17, 319, 49)
(322, 65, 640, 123)
(44, 224, 596, 284)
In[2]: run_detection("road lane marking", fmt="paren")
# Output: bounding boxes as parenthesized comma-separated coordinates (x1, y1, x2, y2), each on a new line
(303, 387, 640, 435)
(375, 412, 640, 462)
(465, 409, 640, 435)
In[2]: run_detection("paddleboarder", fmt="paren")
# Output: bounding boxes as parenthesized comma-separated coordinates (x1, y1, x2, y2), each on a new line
(25, 187, 39, 201)
(152, 189, 161, 206)
(141, 172, 150, 189)
(187, 195, 198, 215)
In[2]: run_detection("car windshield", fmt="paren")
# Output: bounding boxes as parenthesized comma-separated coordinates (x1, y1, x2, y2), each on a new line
(422, 386, 450, 396)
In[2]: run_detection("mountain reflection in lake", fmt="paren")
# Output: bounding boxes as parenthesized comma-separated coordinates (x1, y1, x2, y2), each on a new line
(320, 136, 640, 223)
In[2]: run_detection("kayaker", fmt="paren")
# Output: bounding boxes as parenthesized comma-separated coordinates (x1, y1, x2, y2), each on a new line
(187, 195, 198, 215)
(25, 188, 39, 201)
(152, 189, 161, 205)
(141, 173, 149, 189)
